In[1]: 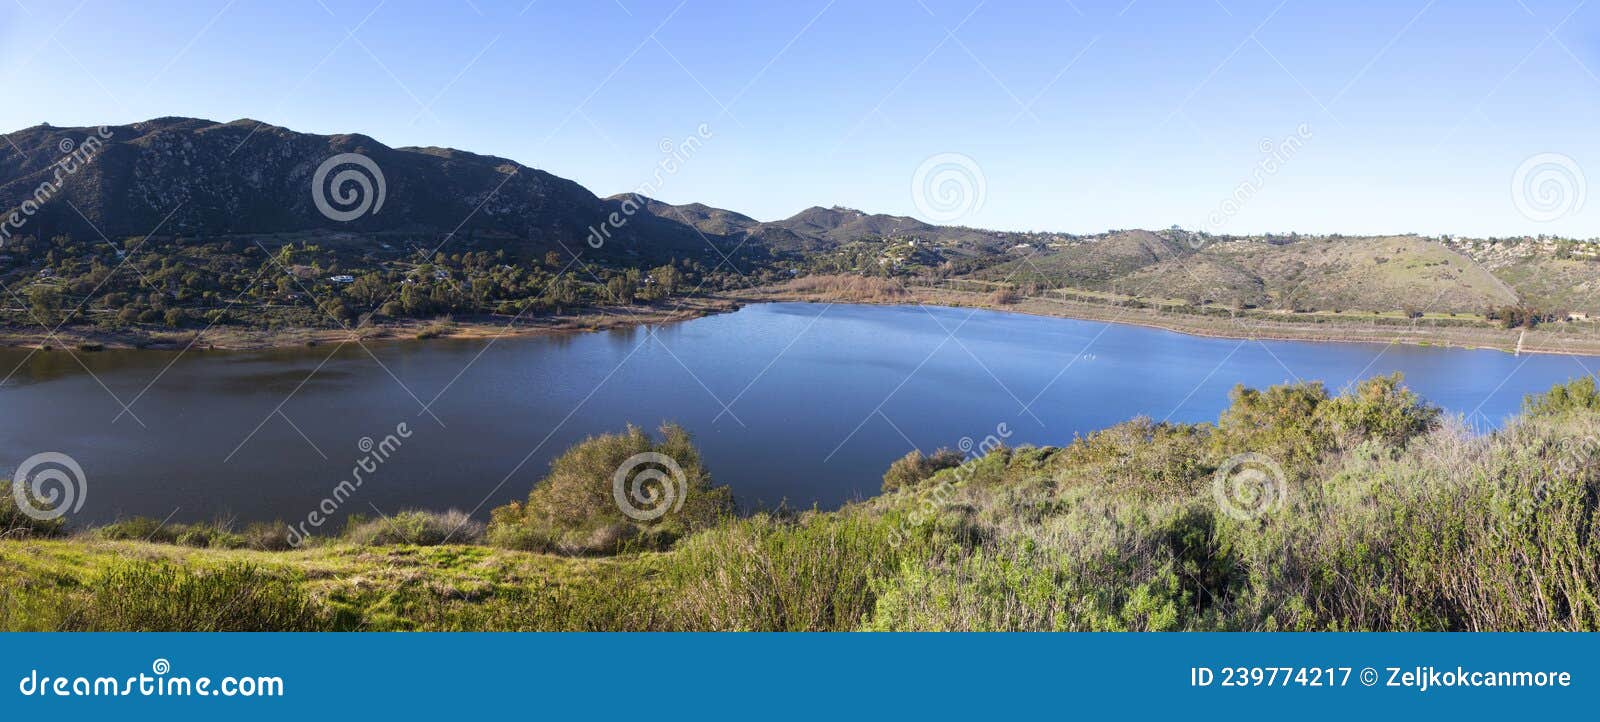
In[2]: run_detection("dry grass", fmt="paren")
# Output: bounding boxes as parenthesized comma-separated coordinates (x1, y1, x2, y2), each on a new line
(780, 274, 909, 302)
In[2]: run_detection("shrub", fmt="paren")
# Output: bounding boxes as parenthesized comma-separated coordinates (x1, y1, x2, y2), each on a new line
(415, 316, 455, 340)
(1319, 373, 1440, 446)
(666, 511, 920, 631)
(1210, 373, 1437, 476)
(0, 481, 68, 539)
(487, 424, 733, 555)
(345, 509, 484, 546)
(241, 522, 296, 551)
(1525, 375, 1600, 416)
(881, 448, 966, 492)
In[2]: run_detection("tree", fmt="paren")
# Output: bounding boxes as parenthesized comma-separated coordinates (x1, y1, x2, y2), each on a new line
(546, 276, 578, 309)
(400, 284, 430, 317)
(26, 285, 62, 324)
(649, 264, 679, 296)
(606, 275, 635, 305)
(485, 424, 733, 554)
(346, 273, 389, 307)
(319, 298, 352, 325)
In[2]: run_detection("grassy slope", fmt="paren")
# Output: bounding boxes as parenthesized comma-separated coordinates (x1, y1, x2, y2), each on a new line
(1488, 257, 1600, 314)
(982, 230, 1190, 288)
(998, 234, 1523, 314)
(0, 538, 662, 631)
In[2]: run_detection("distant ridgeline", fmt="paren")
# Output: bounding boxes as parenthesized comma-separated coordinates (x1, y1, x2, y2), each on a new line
(0, 117, 1593, 333)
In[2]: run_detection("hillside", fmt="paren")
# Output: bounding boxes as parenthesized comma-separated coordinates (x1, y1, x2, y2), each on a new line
(972, 231, 1582, 316)
(1447, 236, 1600, 314)
(1117, 235, 1522, 313)
(624, 198, 1019, 255)
(0, 117, 712, 261)
(981, 229, 1195, 289)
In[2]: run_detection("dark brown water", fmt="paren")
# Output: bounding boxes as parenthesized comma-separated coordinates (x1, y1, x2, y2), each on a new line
(2, 302, 1595, 526)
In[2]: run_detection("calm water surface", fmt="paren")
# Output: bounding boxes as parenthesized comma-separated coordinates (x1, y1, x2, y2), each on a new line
(3, 302, 1596, 525)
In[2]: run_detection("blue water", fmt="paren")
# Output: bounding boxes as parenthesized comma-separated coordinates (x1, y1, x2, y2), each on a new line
(1, 302, 1594, 524)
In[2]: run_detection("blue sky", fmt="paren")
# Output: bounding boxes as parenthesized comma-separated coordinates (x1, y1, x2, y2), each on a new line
(2, 0, 1597, 237)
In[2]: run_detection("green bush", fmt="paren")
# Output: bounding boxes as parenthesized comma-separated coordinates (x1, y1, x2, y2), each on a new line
(1525, 375, 1600, 416)
(665, 511, 922, 631)
(1210, 373, 1437, 477)
(487, 423, 733, 555)
(241, 522, 296, 551)
(881, 448, 966, 492)
(0, 481, 68, 539)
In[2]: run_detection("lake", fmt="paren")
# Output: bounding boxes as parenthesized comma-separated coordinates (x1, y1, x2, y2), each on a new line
(2, 302, 1596, 526)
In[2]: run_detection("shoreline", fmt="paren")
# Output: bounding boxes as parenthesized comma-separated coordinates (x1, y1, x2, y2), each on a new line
(734, 285, 1600, 359)
(0, 296, 745, 353)
(4, 284, 1600, 358)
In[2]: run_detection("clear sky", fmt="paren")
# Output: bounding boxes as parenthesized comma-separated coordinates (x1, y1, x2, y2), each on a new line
(2, 0, 1597, 237)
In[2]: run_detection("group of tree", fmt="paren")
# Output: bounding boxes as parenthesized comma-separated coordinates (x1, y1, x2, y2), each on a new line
(1483, 305, 1567, 329)
(0, 230, 765, 331)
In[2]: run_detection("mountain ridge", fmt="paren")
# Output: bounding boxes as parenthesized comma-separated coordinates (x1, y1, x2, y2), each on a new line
(2, 117, 1597, 316)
